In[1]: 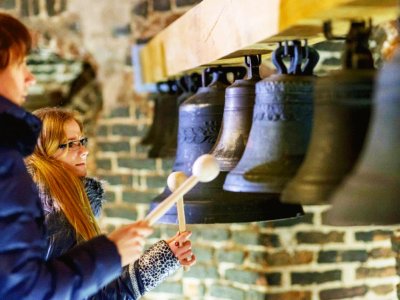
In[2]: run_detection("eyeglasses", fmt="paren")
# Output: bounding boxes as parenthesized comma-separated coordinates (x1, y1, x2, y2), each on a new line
(58, 137, 88, 151)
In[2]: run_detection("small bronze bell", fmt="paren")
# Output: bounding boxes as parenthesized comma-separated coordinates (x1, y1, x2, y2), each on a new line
(325, 40, 400, 225)
(173, 66, 244, 172)
(281, 20, 375, 205)
(224, 41, 319, 193)
(151, 57, 303, 224)
(158, 73, 202, 158)
(140, 92, 159, 145)
(148, 80, 180, 158)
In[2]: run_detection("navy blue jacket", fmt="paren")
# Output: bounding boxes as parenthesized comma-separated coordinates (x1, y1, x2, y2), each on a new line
(0, 96, 122, 300)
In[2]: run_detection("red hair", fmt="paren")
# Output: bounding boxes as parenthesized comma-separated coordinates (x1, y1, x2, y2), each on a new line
(0, 13, 32, 70)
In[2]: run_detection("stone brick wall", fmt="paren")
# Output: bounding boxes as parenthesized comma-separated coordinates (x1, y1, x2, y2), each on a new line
(2, 1, 400, 299)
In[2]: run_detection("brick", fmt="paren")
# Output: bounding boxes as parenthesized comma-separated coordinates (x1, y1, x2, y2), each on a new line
(209, 285, 245, 300)
(247, 291, 311, 300)
(216, 249, 244, 264)
(111, 124, 139, 137)
(132, 0, 148, 17)
(103, 205, 137, 220)
(262, 250, 314, 266)
(176, 0, 202, 7)
(118, 158, 156, 170)
(96, 125, 108, 136)
(225, 269, 263, 285)
(135, 143, 151, 155)
(318, 250, 368, 263)
(264, 212, 314, 228)
(109, 106, 130, 117)
(259, 233, 281, 248)
(355, 230, 392, 242)
(104, 191, 116, 202)
(98, 141, 130, 152)
(161, 158, 174, 171)
(356, 266, 396, 279)
(262, 291, 311, 300)
(369, 248, 395, 259)
(193, 247, 213, 263)
(319, 286, 368, 300)
(232, 231, 259, 245)
(201, 228, 230, 242)
(153, 0, 170, 11)
(186, 265, 218, 279)
(102, 175, 133, 186)
(296, 231, 344, 244)
(371, 284, 394, 295)
(291, 270, 341, 285)
(146, 175, 168, 189)
(122, 191, 158, 204)
(96, 158, 112, 170)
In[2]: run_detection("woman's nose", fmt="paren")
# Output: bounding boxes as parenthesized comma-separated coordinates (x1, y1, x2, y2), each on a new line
(26, 69, 36, 87)
(79, 147, 89, 158)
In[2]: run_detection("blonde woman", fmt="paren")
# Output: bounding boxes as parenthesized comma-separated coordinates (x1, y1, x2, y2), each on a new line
(26, 107, 196, 299)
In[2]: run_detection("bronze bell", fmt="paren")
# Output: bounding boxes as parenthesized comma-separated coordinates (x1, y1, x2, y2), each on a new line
(282, 20, 375, 205)
(150, 57, 303, 223)
(172, 66, 244, 172)
(325, 42, 400, 225)
(224, 41, 319, 193)
(158, 73, 202, 158)
(148, 80, 180, 158)
(140, 92, 159, 145)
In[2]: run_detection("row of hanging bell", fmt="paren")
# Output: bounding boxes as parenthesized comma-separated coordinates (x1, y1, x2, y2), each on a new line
(282, 20, 375, 207)
(325, 20, 400, 225)
(150, 44, 316, 224)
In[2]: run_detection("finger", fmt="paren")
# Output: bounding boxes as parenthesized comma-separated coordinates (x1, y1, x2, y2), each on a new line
(181, 254, 196, 266)
(176, 248, 194, 260)
(130, 226, 153, 237)
(177, 231, 192, 241)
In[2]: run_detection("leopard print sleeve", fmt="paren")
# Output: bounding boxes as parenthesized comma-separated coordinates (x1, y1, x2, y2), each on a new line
(129, 240, 180, 296)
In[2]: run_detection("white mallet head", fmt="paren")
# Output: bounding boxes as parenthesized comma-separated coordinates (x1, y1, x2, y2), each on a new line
(167, 171, 188, 192)
(192, 154, 220, 182)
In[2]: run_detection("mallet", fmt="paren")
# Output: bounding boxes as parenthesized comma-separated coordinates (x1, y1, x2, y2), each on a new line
(145, 154, 220, 225)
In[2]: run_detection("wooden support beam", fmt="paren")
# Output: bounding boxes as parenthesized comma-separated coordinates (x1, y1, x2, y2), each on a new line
(139, 0, 398, 83)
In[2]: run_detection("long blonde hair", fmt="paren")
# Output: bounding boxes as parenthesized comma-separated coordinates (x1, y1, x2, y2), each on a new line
(26, 107, 100, 241)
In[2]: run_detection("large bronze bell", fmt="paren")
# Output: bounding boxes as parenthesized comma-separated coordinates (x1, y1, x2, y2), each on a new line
(282, 20, 375, 205)
(150, 57, 303, 224)
(224, 41, 319, 193)
(325, 43, 400, 225)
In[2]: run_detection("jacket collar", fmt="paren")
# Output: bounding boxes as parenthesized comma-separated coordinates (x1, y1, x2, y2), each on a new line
(0, 95, 42, 156)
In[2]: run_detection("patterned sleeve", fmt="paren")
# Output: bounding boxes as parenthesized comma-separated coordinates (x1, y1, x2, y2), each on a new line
(129, 240, 181, 296)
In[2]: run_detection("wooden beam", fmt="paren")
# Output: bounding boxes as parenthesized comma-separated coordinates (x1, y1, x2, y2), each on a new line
(139, 0, 398, 83)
